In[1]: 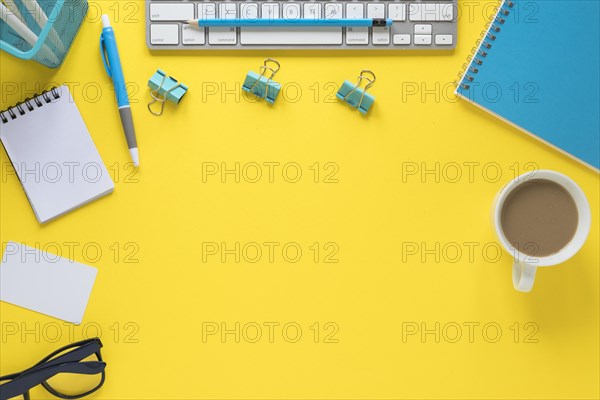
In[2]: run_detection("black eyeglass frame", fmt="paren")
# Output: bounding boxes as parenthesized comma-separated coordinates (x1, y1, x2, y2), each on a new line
(0, 338, 106, 400)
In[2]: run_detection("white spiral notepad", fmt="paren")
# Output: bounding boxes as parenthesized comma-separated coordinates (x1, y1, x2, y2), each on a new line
(0, 85, 114, 223)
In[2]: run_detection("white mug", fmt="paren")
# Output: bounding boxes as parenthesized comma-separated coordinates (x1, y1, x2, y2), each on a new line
(492, 170, 591, 292)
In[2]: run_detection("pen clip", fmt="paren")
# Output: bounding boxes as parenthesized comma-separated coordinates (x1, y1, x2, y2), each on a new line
(100, 34, 112, 78)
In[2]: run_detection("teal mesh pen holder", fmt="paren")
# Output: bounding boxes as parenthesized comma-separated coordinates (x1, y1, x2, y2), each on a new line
(0, 0, 88, 68)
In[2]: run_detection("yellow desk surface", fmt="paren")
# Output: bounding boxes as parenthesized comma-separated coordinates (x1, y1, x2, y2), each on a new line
(1, 2, 599, 398)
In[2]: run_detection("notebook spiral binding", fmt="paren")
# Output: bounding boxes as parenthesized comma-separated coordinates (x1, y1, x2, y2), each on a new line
(0, 87, 61, 124)
(457, 0, 514, 90)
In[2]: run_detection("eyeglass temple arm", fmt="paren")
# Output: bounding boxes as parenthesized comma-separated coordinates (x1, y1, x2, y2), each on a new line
(0, 339, 102, 382)
(0, 362, 105, 400)
(29, 341, 103, 375)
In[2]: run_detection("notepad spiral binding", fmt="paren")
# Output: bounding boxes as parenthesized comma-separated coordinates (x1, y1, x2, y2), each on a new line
(456, 0, 514, 90)
(0, 87, 61, 124)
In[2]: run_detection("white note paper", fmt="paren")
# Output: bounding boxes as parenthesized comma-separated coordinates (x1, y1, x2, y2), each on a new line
(0, 242, 98, 325)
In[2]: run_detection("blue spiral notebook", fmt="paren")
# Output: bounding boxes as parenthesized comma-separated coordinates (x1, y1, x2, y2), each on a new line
(456, 0, 600, 171)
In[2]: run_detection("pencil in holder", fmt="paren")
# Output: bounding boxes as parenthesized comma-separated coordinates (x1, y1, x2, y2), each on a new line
(0, 0, 88, 68)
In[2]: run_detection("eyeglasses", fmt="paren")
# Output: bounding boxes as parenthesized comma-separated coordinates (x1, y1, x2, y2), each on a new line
(0, 338, 106, 400)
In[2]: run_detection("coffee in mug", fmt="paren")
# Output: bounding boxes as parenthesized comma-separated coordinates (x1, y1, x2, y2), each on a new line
(500, 179, 579, 257)
(492, 170, 591, 292)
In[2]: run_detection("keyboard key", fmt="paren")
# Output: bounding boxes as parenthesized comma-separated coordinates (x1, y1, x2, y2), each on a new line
(303, 3, 322, 19)
(434, 34, 453, 45)
(414, 24, 432, 34)
(209, 28, 237, 44)
(388, 3, 406, 21)
(283, 3, 301, 19)
(324, 3, 343, 18)
(414, 34, 432, 44)
(241, 27, 342, 44)
(409, 3, 454, 21)
(367, 3, 384, 17)
(199, 3, 217, 19)
(241, 2, 259, 18)
(393, 33, 410, 44)
(150, 24, 179, 45)
(346, 3, 367, 44)
(262, 3, 281, 19)
(346, 2, 364, 18)
(346, 27, 368, 44)
(182, 24, 205, 45)
(150, 3, 194, 21)
(219, 2, 237, 18)
(372, 27, 390, 44)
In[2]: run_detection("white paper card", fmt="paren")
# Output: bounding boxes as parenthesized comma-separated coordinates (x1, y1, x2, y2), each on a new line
(0, 242, 98, 325)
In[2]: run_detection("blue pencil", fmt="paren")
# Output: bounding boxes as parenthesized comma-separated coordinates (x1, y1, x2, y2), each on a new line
(186, 18, 393, 28)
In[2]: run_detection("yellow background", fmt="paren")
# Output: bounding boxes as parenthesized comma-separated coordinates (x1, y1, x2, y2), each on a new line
(1, 1, 599, 398)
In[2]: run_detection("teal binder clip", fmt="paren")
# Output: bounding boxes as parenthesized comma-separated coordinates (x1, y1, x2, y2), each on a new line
(337, 70, 376, 115)
(148, 69, 189, 116)
(242, 58, 281, 104)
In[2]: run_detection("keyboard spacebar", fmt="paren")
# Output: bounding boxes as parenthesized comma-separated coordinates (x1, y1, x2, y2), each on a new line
(240, 27, 342, 45)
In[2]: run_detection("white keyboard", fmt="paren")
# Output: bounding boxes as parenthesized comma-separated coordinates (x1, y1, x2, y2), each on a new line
(146, 0, 457, 49)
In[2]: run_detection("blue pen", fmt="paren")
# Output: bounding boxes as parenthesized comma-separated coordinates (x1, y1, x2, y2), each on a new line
(186, 18, 393, 28)
(100, 15, 139, 167)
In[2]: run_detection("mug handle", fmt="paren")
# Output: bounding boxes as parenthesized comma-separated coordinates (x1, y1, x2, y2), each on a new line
(513, 261, 537, 292)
